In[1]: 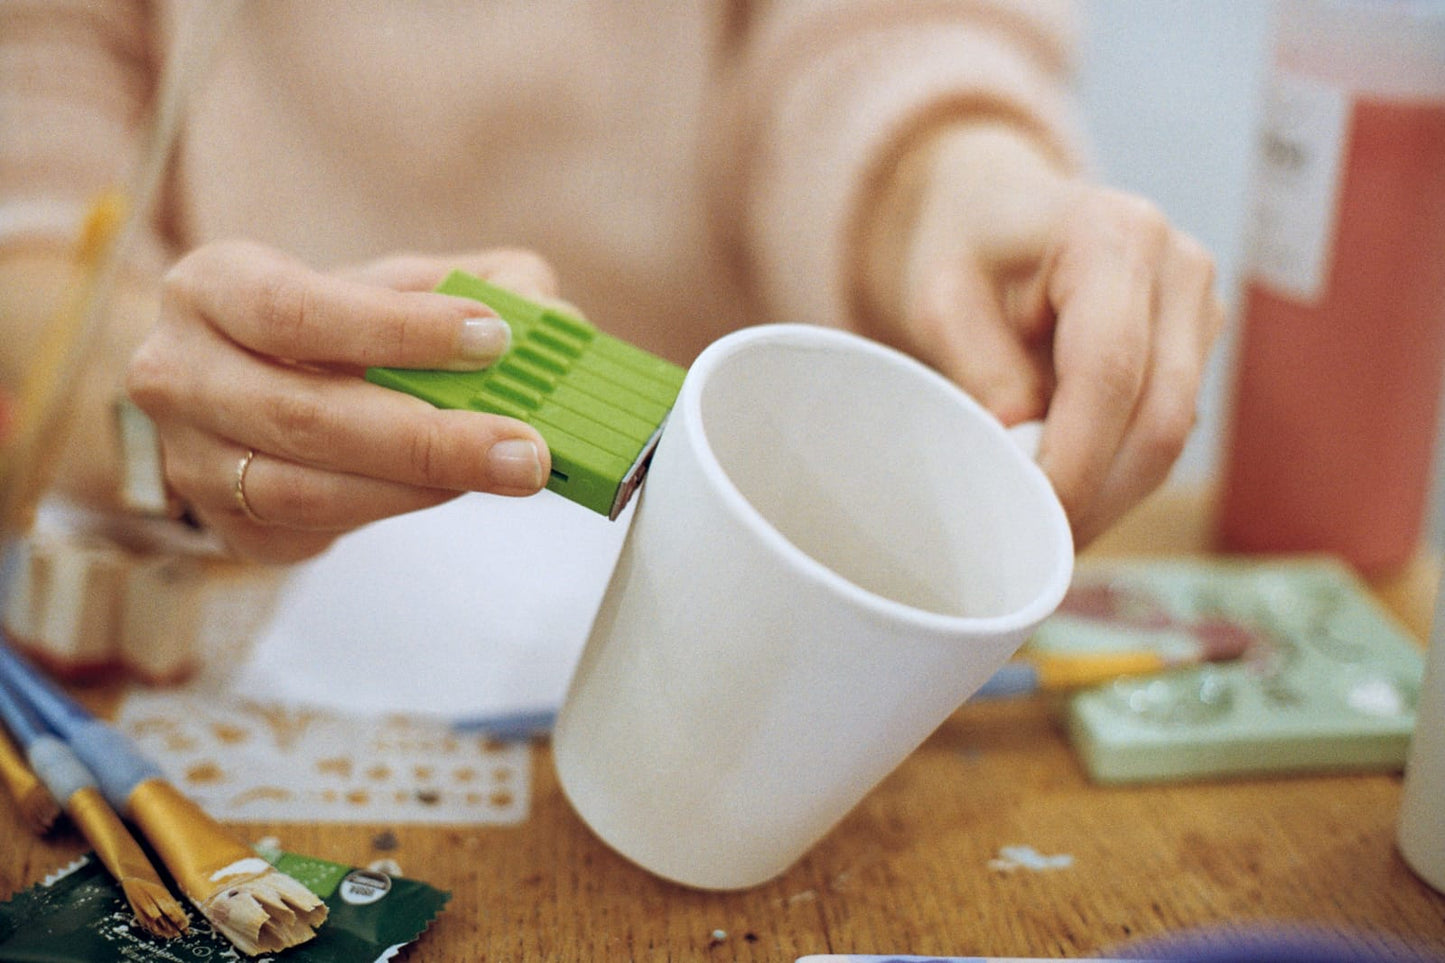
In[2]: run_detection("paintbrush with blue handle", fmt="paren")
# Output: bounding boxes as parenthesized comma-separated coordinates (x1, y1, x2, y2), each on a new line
(0, 665, 189, 937)
(0, 640, 325, 955)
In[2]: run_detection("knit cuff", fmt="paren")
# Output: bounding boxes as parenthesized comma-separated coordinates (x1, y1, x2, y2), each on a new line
(742, 21, 1084, 332)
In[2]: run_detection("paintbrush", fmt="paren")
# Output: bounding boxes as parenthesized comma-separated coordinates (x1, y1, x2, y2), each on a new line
(972, 649, 1203, 700)
(0, 2, 242, 539)
(967, 579, 1265, 700)
(971, 621, 1257, 701)
(0, 641, 325, 954)
(0, 669, 189, 937)
(0, 192, 129, 539)
(0, 712, 59, 834)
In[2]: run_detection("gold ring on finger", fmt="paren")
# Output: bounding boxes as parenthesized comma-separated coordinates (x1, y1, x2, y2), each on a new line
(234, 448, 266, 524)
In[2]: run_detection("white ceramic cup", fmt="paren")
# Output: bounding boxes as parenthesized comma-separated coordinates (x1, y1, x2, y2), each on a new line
(552, 324, 1074, 890)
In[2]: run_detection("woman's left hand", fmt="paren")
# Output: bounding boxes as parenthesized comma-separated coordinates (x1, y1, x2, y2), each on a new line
(861, 122, 1226, 546)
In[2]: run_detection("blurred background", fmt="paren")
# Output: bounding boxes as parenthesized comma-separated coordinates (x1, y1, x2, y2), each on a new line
(1076, 0, 1445, 549)
(1075, 0, 1272, 486)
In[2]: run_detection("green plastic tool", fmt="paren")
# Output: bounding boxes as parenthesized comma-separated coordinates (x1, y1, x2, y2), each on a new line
(365, 271, 687, 519)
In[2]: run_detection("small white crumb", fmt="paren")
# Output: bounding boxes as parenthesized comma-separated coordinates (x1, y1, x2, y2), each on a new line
(989, 844, 1074, 872)
(366, 858, 403, 876)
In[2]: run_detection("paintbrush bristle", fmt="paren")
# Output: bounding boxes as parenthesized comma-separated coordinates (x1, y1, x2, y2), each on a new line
(199, 866, 327, 956)
(120, 876, 190, 939)
(17, 782, 61, 834)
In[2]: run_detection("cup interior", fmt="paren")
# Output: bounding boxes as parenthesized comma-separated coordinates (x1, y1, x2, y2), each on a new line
(694, 328, 1069, 623)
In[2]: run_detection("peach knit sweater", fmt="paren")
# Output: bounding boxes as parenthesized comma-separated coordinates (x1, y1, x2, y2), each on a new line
(0, 0, 1080, 365)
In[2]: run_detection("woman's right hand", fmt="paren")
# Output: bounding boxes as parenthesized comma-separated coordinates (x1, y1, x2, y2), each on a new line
(126, 240, 557, 563)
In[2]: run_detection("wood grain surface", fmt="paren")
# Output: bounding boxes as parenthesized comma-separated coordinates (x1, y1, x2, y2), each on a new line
(4, 486, 1444, 960)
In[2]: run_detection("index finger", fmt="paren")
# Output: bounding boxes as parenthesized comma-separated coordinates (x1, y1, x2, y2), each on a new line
(166, 240, 509, 371)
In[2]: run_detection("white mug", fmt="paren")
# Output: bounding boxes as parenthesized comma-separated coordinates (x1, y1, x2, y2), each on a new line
(553, 324, 1074, 890)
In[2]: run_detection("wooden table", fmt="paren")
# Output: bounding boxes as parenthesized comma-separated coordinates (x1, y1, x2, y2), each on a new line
(4, 486, 1445, 959)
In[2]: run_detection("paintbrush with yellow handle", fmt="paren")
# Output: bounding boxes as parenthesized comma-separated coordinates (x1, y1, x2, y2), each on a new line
(0, 640, 325, 954)
(0, 666, 188, 938)
(0, 4, 242, 538)
(0, 717, 59, 835)
(0, 192, 129, 539)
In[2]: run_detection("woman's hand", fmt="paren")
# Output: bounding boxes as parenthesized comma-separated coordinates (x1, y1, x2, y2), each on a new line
(127, 241, 558, 563)
(862, 122, 1226, 546)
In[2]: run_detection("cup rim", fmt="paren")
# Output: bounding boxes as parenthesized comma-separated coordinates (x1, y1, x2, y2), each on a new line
(677, 323, 1074, 636)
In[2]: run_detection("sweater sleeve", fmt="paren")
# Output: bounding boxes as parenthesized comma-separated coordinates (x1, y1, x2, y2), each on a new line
(0, 0, 169, 274)
(718, 0, 1085, 331)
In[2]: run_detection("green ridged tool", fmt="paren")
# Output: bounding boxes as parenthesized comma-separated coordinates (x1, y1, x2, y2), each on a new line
(365, 271, 687, 519)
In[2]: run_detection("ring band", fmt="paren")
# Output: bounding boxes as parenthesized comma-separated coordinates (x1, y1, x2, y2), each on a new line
(234, 448, 264, 524)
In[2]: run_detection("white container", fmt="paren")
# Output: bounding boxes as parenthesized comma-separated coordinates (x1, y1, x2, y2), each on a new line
(553, 324, 1073, 890)
(1399, 568, 1445, 894)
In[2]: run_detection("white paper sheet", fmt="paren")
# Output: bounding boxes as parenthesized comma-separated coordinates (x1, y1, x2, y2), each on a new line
(231, 489, 632, 722)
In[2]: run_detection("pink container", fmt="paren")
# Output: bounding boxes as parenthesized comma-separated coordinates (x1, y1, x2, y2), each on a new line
(1219, 0, 1445, 573)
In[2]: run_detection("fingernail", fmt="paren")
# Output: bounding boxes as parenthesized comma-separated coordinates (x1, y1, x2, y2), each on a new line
(455, 316, 511, 366)
(487, 439, 544, 490)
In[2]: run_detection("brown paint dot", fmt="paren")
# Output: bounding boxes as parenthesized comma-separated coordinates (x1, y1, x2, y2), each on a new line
(316, 757, 353, 778)
(210, 723, 248, 745)
(184, 762, 223, 785)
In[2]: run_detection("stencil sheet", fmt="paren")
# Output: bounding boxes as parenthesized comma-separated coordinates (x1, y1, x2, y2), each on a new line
(115, 688, 530, 824)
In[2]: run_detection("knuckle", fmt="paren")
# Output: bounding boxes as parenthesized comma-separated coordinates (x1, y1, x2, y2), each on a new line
(1138, 385, 1198, 465)
(1205, 293, 1228, 342)
(262, 388, 332, 453)
(1050, 476, 1095, 537)
(1083, 342, 1148, 407)
(265, 472, 332, 525)
(384, 253, 433, 278)
(379, 298, 423, 357)
(490, 248, 559, 297)
(162, 243, 210, 290)
(404, 421, 450, 486)
(160, 450, 207, 502)
(123, 343, 170, 409)
(1174, 234, 1220, 300)
(160, 259, 193, 299)
(1176, 233, 1216, 277)
(1114, 193, 1167, 234)
(1085, 191, 1169, 254)
(255, 271, 313, 343)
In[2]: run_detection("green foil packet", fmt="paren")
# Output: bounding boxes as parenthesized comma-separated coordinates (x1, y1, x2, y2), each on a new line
(0, 848, 449, 962)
